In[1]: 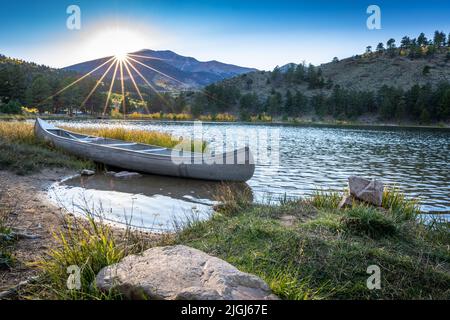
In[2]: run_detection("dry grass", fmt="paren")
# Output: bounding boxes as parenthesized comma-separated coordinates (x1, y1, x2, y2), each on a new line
(0, 121, 35, 144)
(63, 126, 178, 148)
(61, 126, 207, 151)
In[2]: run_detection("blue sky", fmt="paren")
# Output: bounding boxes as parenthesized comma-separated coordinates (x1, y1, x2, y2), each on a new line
(0, 0, 449, 70)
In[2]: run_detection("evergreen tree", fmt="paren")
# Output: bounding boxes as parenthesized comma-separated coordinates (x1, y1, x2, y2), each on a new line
(284, 90, 294, 115)
(376, 42, 384, 52)
(26, 76, 52, 112)
(417, 32, 428, 46)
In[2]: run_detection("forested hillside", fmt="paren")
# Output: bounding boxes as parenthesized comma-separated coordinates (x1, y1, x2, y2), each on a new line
(0, 54, 184, 115)
(0, 55, 105, 114)
(190, 31, 450, 123)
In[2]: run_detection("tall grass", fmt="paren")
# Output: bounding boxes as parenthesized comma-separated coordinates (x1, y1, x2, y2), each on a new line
(63, 126, 178, 148)
(382, 186, 421, 220)
(62, 126, 207, 152)
(35, 205, 155, 300)
(309, 190, 342, 210)
(213, 183, 253, 216)
(0, 121, 35, 144)
(0, 121, 93, 174)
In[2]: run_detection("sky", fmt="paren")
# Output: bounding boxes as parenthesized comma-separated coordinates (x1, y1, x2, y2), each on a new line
(0, 0, 449, 70)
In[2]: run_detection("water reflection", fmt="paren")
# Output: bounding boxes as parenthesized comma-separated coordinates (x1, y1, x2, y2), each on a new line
(49, 173, 252, 231)
(50, 120, 450, 214)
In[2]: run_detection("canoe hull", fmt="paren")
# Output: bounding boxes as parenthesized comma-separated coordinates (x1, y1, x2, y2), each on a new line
(34, 119, 255, 182)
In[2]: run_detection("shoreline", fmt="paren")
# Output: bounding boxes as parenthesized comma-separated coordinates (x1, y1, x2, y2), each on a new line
(2, 115, 449, 130)
(0, 168, 160, 292)
(0, 168, 76, 290)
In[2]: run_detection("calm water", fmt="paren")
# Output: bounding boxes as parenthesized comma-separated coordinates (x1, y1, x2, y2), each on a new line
(48, 120, 450, 230)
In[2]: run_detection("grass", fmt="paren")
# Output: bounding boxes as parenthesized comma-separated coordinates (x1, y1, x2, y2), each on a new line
(13, 185, 449, 300)
(168, 186, 450, 300)
(0, 120, 206, 174)
(0, 121, 92, 175)
(0, 199, 15, 271)
(62, 125, 208, 152)
(30, 206, 157, 300)
(35, 215, 124, 299)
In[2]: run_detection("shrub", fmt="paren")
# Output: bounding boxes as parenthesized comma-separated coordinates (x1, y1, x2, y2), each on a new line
(0, 100, 23, 114)
(341, 206, 397, 239)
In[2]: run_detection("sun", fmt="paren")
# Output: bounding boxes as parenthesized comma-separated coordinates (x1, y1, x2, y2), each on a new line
(115, 51, 128, 61)
(83, 27, 148, 62)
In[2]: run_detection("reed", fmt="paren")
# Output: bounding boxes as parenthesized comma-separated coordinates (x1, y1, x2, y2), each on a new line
(382, 186, 421, 221)
(309, 189, 342, 210)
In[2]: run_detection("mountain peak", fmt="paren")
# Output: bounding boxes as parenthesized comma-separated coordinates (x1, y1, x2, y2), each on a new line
(64, 49, 257, 90)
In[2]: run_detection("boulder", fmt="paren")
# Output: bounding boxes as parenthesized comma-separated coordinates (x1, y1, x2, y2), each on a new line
(348, 176, 384, 206)
(96, 245, 278, 300)
(113, 171, 142, 179)
(80, 169, 95, 176)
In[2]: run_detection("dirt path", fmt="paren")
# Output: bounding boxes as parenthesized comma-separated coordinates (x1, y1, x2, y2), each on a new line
(0, 168, 76, 291)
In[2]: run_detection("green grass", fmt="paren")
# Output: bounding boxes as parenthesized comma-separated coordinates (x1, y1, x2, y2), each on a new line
(17, 186, 449, 300)
(0, 142, 92, 175)
(168, 187, 450, 300)
(0, 204, 15, 270)
(28, 206, 156, 300)
(35, 214, 124, 299)
(0, 121, 93, 174)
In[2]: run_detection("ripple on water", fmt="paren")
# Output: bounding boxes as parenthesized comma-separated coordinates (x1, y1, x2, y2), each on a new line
(49, 120, 450, 229)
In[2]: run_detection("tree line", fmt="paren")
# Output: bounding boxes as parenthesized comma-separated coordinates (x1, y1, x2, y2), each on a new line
(191, 82, 450, 123)
(0, 54, 191, 115)
(366, 30, 450, 59)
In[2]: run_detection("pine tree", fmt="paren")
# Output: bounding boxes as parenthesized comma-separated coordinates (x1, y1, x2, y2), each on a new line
(376, 42, 384, 52)
(417, 33, 428, 47)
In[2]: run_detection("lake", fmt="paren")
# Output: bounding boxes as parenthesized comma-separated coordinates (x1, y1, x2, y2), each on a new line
(47, 120, 450, 230)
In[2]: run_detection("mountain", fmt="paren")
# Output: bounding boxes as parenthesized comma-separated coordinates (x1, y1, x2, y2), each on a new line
(63, 50, 256, 91)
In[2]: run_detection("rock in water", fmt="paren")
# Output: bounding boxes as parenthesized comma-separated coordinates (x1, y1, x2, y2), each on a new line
(96, 245, 278, 300)
(80, 169, 95, 176)
(348, 176, 384, 206)
(105, 171, 117, 177)
(113, 171, 142, 179)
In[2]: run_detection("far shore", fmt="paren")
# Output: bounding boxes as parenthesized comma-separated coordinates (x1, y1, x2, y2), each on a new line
(2, 114, 450, 130)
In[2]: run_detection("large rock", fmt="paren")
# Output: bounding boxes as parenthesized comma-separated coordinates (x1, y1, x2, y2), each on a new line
(96, 245, 278, 300)
(348, 176, 384, 206)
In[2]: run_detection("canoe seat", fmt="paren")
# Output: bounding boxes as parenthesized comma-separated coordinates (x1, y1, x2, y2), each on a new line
(139, 148, 167, 153)
(107, 143, 138, 147)
(67, 133, 103, 143)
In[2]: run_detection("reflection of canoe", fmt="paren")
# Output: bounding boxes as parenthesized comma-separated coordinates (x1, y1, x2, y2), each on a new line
(35, 118, 255, 182)
(62, 174, 253, 204)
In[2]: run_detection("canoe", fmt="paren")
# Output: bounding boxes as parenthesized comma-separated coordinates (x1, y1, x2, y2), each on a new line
(34, 118, 255, 182)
